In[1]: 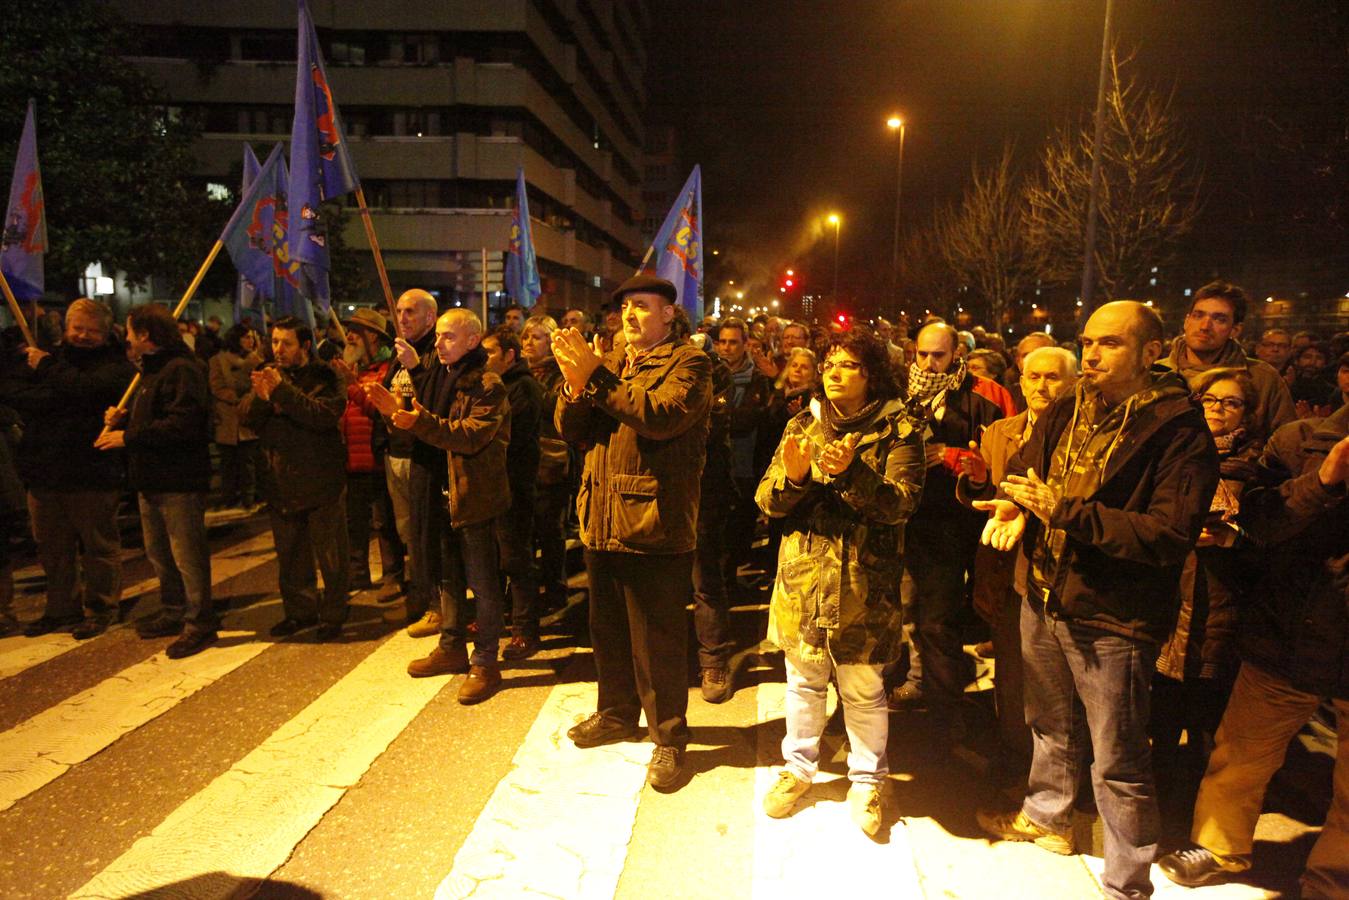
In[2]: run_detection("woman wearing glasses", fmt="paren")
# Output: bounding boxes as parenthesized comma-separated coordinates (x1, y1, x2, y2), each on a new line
(1152, 368, 1263, 807)
(755, 327, 924, 836)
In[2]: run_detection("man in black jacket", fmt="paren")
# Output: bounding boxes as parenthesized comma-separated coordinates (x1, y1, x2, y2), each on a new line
(974, 301, 1219, 900)
(240, 316, 349, 642)
(482, 326, 543, 659)
(97, 304, 215, 658)
(1159, 407, 1348, 897)
(1, 299, 135, 639)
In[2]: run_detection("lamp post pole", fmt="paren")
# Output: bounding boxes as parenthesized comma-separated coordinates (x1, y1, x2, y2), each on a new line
(828, 213, 841, 307)
(1081, 0, 1115, 312)
(887, 117, 906, 317)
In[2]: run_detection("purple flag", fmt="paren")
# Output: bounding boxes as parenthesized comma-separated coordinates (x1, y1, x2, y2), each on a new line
(640, 165, 703, 321)
(1, 100, 47, 301)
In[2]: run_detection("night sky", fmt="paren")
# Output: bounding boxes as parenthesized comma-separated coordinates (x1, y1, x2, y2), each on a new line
(648, 0, 1349, 310)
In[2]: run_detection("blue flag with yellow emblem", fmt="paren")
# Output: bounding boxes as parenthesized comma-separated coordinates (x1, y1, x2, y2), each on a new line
(223, 143, 306, 324)
(1, 100, 47, 301)
(287, 0, 360, 313)
(640, 165, 702, 321)
(504, 167, 541, 306)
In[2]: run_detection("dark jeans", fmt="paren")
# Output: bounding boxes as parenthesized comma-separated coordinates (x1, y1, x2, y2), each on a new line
(269, 493, 350, 626)
(1021, 599, 1159, 900)
(28, 489, 123, 619)
(439, 518, 503, 667)
(903, 511, 978, 708)
(406, 464, 447, 621)
(722, 476, 759, 584)
(497, 497, 537, 638)
(533, 481, 570, 606)
(217, 440, 258, 506)
(139, 492, 214, 632)
(585, 549, 692, 748)
(692, 490, 733, 669)
(347, 470, 404, 582)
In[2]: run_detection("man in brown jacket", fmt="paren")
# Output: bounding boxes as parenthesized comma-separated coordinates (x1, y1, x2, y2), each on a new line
(552, 275, 712, 791)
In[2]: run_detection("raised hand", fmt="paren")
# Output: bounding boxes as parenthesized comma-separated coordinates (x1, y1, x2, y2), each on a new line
(362, 381, 399, 417)
(972, 499, 1026, 551)
(783, 435, 813, 484)
(1002, 467, 1060, 524)
(819, 432, 859, 475)
(394, 337, 420, 370)
(391, 397, 426, 431)
(957, 440, 988, 483)
(1319, 434, 1349, 488)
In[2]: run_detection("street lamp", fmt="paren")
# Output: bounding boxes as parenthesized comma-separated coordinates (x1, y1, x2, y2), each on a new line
(886, 116, 906, 314)
(826, 213, 841, 306)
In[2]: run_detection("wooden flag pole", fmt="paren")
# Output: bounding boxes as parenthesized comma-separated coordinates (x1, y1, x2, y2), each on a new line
(354, 187, 395, 319)
(98, 239, 225, 440)
(0, 269, 37, 348)
(481, 247, 489, 324)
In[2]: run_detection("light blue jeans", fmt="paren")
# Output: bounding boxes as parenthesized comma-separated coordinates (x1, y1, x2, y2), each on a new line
(782, 649, 889, 784)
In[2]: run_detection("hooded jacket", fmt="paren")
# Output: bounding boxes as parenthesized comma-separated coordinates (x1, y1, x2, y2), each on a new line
(1163, 336, 1296, 438)
(1006, 369, 1219, 643)
(1236, 405, 1348, 698)
(757, 397, 925, 665)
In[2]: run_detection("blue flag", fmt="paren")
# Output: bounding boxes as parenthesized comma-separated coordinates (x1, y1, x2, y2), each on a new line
(1, 100, 47, 301)
(640, 165, 703, 321)
(287, 0, 360, 313)
(236, 144, 263, 319)
(223, 143, 305, 322)
(504, 167, 541, 306)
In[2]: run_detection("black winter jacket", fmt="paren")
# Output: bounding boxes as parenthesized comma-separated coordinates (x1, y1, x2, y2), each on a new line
(1007, 371, 1219, 643)
(124, 345, 213, 494)
(1237, 406, 1348, 698)
(0, 341, 136, 492)
(239, 361, 347, 513)
(499, 359, 542, 509)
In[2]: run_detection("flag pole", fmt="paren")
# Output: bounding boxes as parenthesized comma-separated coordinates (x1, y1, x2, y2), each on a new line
(354, 187, 395, 319)
(99, 239, 225, 439)
(481, 247, 489, 324)
(0, 269, 37, 347)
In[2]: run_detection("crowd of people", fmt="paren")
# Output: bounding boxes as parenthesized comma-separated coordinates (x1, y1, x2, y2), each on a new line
(0, 277, 1344, 899)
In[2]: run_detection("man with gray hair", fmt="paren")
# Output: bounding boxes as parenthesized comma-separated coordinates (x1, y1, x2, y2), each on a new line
(1006, 332, 1057, 411)
(1, 299, 135, 638)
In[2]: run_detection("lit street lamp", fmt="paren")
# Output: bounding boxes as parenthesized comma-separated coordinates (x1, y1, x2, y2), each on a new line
(827, 213, 841, 307)
(886, 116, 906, 314)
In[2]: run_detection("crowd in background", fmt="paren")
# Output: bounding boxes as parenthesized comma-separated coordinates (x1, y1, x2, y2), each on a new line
(0, 277, 1344, 899)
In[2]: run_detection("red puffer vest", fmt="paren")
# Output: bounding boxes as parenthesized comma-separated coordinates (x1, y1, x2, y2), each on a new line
(341, 359, 391, 473)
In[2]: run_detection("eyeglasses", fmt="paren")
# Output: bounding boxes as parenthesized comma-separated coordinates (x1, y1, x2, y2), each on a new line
(822, 360, 864, 374)
(1198, 394, 1246, 412)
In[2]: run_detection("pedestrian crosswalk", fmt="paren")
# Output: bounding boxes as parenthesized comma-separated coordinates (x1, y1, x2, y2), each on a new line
(0, 526, 1314, 899)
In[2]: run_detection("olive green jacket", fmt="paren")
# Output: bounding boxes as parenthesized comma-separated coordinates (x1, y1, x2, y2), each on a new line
(756, 398, 926, 665)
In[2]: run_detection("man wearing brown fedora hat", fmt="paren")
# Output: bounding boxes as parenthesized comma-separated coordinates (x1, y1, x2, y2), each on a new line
(552, 274, 712, 791)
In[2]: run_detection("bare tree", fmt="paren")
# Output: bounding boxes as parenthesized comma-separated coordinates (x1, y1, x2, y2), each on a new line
(1025, 49, 1201, 300)
(935, 144, 1034, 330)
(897, 219, 960, 318)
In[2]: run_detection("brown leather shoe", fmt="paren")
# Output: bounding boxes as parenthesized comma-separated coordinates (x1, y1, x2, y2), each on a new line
(457, 663, 502, 704)
(407, 642, 469, 678)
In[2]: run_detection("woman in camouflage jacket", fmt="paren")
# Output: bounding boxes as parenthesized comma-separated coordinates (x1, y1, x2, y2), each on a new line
(755, 327, 925, 834)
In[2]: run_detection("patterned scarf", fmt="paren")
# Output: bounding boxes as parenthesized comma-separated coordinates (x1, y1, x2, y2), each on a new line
(906, 357, 967, 405)
(819, 397, 883, 443)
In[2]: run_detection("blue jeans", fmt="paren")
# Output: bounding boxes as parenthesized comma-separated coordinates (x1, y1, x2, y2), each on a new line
(783, 649, 889, 784)
(1021, 599, 1159, 900)
(439, 519, 503, 667)
(139, 492, 214, 633)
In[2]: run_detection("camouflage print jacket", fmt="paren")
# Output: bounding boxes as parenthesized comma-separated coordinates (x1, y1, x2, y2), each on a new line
(756, 397, 926, 665)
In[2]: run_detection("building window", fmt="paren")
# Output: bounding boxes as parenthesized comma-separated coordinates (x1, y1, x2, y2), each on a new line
(386, 33, 440, 64)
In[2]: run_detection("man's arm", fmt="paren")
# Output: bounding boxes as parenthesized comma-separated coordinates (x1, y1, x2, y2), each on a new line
(410, 377, 508, 455)
(269, 369, 345, 433)
(582, 347, 712, 441)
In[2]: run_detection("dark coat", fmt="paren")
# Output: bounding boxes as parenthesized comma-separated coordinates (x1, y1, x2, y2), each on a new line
(124, 345, 213, 494)
(0, 341, 135, 492)
(1007, 371, 1220, 643)
(1237, 405, 1348, 699)
(911, 371, 1005, 520)
(499, 358, 542, 506)
(406, 353, 511, 529)
(239, 361, 347, 513)
(530, 357, 571, 485)
(557, 337, 712, 555)
(382, 328, 437, 459)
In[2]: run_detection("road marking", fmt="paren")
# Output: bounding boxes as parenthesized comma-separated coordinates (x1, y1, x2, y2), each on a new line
(69, 631, 449, 899)
(433, 674, 653, 900)
(0, 531, 276, 681)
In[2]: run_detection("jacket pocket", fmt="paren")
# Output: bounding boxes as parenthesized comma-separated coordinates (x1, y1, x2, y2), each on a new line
(610, 473, 665, 547)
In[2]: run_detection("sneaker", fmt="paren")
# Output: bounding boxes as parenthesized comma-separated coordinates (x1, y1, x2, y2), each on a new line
(502, 634, 539, 660)
(406, 610, 442, 638)
(71, 614, 112, 641)
(647, 745, 682, 791)
(976, 808, 1075, 855)
(457, 664, 502, 704)
(762, 769, 812, 818)
(848, 782, 884, 836)
(700, 666, 732, 703)
(166, 630, 217, 659)
(23, 612, 83, 637)
(268, 617, 317, 638)
(567, 712, 639, 749)
(314, 622, 343, 643)
(974, 640, 995, 659)
(136, 615, 185, 639)
(1158, 846, 1248, 887)
(407, 642, 470, 678)
(887, 680, 924, 710)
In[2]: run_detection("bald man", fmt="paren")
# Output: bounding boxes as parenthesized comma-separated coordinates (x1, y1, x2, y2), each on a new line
(974, 301, 1218, 900)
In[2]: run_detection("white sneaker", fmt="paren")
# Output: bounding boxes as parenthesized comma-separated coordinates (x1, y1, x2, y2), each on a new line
(763, 769, 812, 818)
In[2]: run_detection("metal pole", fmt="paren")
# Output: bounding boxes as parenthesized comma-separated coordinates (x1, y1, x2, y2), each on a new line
(891, 123, 906, 315)
(832, 221, 841, 307)
(1081, 0, 1115, 313)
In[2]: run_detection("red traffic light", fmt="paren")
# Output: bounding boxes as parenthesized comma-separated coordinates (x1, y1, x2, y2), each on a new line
(837, 314, 847, 323)
(784, 278, 794, 287)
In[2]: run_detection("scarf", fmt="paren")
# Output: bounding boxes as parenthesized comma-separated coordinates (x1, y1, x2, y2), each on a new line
(819, 397, 883, 443)
(907, 357, 967, 404)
